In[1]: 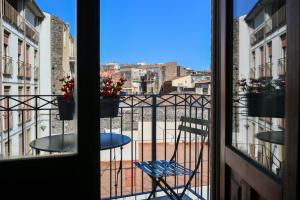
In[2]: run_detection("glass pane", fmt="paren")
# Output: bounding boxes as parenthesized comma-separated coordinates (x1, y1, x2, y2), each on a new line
(0, 0, 77, 159)
(232, 0, 286, 178)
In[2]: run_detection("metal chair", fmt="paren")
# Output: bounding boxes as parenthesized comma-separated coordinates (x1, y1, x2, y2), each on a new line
(134, 116, 209, 199)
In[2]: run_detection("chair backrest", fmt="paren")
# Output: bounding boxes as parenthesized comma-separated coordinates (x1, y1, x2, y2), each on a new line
(170, 116, 209, 162)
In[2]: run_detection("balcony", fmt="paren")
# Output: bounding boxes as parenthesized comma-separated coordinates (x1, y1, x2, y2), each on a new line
(0, 94, 210, 199)
(100, 94, 210, 199)
(25, 23, 39, 44)
(251, 6, 286, 46)
(278, 58, 286, 77)
(25, 63, 32, 79)
(265, 5, 286, 35)
(17, 61, 25, 78)
(2, 0, 24, 32)
(250, 26, 265, 46)
(249, 67, 256, 79)
(34, 66, 39, 81)
(2, 56, 13, 76)
(258, 63, 272, 79)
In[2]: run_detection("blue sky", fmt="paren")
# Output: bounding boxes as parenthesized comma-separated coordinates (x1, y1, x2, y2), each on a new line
(100, 0, 211, 70)
(35, 0, 76, 36)
(234, 0, 258, 18)
(34, 0, 257, 70)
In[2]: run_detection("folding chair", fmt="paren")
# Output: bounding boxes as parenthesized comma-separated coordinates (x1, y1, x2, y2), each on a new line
(134, 116, 209, 200)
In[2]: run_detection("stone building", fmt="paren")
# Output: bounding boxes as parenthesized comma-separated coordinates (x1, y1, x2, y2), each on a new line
(39, 13, 76, 135)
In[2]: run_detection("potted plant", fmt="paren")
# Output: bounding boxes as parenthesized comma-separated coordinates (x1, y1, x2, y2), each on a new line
(100, 77, 126, 118)
(57, 76, 75, 120)
(238, 78, 285, 117)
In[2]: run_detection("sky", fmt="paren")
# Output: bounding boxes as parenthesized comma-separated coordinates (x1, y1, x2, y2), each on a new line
(35, 0, 76, 36)
(34, 0, 257, 70)
(100, 0, 211, 70)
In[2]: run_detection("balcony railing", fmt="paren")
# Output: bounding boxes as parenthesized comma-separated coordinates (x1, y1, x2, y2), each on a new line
(34, 66, 39, 81)
(0, 94, 211, 199)
(249, 67, 256, 79)
(2, 56, 13, 76)
(2, 0, 24, 32)
(0, 95, 65, 157)
(17, 61, 25, 78)
(25, 23, 39, 44)
(25, 63, 32, 79)
(250, 26, 265, 46)
(265, 62, 273, 78)
(100, 94, 211, 199)
(278, 58, 286, 77)
(265, 5, 286, 35)
(258, 63, 272, 79)
(251, 6, 286, 46)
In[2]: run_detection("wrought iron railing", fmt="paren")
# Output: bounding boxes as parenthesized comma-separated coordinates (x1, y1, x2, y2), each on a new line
(2, 56, 13, 75)
(278, 58, 286, 77)
(0, 95, 66, 158)
(34, 65, 39, 80)
(25, 63, 32, 79)
(265, 5, 286, 35)
(249, 67, 256, 79)
(100, 94, 211, 199)
(17, 60, 25, 78)
(0, 94, 211, 199)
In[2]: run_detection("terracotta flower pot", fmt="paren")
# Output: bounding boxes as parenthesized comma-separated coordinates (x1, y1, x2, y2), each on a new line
(57, 96, 75, 120)
(246, 92, 285, 118)
(100, 96, 120, 118)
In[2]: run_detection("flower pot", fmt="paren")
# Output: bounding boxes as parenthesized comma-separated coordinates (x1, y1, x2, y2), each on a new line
(100, 96, 120, 118)
(57, 96, 75, 120)
(246, 92, 285, 118)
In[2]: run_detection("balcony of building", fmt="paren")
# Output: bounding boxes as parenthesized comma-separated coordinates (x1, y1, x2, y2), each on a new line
(2, 0, 40, 44)
(2, 56, 13, 76)
(25, 23, 39, 44)
(2, 0, 24, 32)
(34, 65, 39, 81)
(258, 63, 272, 79)
(265, 5, 286, 35)
(0, 94, 210, 199)
(17, 60, 25, 78)
(249, 67, 256, 79)
(278, 58, 286, 78)
(25, 63, 32, 79)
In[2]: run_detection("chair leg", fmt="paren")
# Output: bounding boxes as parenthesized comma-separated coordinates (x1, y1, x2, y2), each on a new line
(147, 178, 159, 200)
(158, 177, 180, 200)
(147, 177, 178, 200)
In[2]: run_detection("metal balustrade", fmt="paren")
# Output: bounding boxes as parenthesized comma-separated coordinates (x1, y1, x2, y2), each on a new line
(2, 56, 13, 75)
(0, 94, 211, 199)
(100, 94, 211, 199)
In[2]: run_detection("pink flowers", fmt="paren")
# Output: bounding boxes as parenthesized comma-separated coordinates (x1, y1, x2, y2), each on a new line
(60, 76, 74, 100)
(100, 77, 126, 97)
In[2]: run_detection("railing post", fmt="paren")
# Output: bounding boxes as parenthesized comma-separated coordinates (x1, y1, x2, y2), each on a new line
(151, 95, 157, 194)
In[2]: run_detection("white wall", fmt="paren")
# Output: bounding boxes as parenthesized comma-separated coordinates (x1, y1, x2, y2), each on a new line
(39, 13, 51, 96)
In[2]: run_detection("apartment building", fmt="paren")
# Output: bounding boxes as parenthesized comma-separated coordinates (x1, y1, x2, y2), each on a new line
(0, 0, 44, 157)
(233, 0, 286, 175)
(0, 1, 75, 157)
(172, 74, 211, 94)
(100, 61, 189, 94)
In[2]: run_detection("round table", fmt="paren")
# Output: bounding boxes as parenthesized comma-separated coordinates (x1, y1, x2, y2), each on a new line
(29, 133, 131, 153)
(255, 131, 284, 145)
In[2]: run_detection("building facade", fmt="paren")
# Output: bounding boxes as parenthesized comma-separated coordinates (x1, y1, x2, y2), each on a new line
(0, 0, 44, 157)
(0, 0, 75, 158)
(232, 0, 286, 175)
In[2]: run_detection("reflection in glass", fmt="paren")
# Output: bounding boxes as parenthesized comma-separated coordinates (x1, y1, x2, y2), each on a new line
(232, 0, 286, 178)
